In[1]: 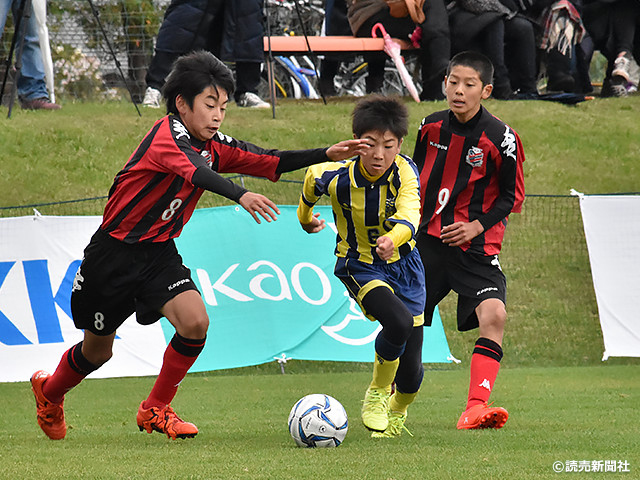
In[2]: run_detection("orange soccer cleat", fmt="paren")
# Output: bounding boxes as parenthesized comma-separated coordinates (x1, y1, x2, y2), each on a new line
(456, 402, 508, 430)
(136, 402, 198, 440)
(30, 370, 67, 440)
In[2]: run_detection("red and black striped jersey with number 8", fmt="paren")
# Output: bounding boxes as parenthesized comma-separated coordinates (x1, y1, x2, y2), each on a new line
(101, 114, 283, 244)
(412, 106, 525, 256)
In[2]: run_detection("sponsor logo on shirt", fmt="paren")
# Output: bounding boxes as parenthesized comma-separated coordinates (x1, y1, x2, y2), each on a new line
(501, 125, 517, 160)
(429, 141, 448, 151)
(466, 146, 484, 168)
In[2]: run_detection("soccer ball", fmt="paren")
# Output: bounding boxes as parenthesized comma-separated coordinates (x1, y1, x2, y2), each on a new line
(288, 394, 348, 448)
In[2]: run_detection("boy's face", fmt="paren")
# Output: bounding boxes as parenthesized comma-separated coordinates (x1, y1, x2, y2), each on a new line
(176, 86, 228, 141)
(444, 65, 493, 123)
(356, 129, 402, 177)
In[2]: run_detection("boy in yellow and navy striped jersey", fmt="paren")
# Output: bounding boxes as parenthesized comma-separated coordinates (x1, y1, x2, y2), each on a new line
(297, 96, 425, 438)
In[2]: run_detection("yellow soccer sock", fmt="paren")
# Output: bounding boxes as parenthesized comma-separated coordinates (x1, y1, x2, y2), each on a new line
(370, 354, 400, 392)
(389, 390, 419, 415)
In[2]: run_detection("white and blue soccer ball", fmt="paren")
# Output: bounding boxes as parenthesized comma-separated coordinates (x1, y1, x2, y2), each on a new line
(288, 394, 348, 448)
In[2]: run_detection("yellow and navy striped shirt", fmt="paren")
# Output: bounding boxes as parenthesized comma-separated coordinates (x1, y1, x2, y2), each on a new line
(298, 154, 421, 265)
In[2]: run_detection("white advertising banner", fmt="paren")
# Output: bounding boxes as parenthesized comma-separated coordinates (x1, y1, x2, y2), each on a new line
(0, 215, 168, 382)
(577, 194, 640, 360)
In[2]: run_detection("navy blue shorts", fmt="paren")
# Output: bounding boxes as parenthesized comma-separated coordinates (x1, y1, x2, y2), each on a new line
(334, 248, 426, 326)
(70, 229, 199, 335)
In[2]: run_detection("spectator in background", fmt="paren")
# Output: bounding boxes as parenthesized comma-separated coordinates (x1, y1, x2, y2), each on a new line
(318, 0, 351, 96)
(0, 0, 60, 109)
(346, 0, 451, 101)
(582, 0, 640, 97)
(143, 0, 270, 109)
(446, 0, 538, 99)
(533, 0, 592, 94)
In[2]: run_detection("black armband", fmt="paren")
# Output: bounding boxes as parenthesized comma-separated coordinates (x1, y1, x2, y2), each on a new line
(276, 148, 330, 174)
(191, 166, 248, 203)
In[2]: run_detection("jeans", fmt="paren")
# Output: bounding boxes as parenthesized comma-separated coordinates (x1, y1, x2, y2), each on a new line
(0, 0, 49, 100)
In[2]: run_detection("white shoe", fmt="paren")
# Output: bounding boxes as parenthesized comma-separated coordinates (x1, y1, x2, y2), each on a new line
(612, 53, 632, 83)
(142, 87, 161, 108)
(236, 92, 270, 109)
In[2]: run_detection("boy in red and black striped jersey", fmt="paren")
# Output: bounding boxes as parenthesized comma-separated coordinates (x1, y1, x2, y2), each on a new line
(29, 51, 369, 441)
(412, 51, 525, 430)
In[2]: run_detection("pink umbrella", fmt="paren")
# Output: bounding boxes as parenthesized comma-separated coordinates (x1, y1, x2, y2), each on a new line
(371, 23, 420, 103)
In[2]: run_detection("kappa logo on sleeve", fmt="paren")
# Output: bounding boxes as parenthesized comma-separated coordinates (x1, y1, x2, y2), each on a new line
(172, 119, 190, 140)
(501, 125, 517, 160)
(216, 131, 233, 144)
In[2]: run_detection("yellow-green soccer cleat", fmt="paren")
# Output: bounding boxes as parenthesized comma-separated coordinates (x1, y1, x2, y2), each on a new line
(371, 411, 413, 438)
(361, 387, 390, 431)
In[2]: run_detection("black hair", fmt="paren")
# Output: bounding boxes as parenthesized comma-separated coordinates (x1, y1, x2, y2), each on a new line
(162, 50, 236, 115)
(447, 51, 494, 86)
(351, 95, 409, 140)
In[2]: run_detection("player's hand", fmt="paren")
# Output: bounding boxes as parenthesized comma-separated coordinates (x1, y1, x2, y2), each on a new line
(300, 212, 325, 234)
(326, 139, 371, 161)
(376, 235, 395, 261)
(441, 220, 484, 246)
(238, 192, 280, 224)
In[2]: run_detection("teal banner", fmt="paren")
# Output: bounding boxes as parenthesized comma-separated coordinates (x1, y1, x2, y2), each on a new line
(172, 206, 454, 371)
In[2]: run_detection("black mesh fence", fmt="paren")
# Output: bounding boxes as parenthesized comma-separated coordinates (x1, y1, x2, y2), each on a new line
(0, 190, 591, 271)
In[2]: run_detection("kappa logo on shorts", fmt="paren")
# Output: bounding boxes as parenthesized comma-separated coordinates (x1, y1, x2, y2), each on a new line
(491, 255, 502, 272)
(476, 286, 498, 296)
(466, 146, 484, 168)
(72, 267, 84, 292)
(168, 278, 191, 291)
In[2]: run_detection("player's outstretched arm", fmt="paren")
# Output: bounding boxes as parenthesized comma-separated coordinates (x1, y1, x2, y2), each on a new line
(326, 139, 371, 161)
(300, 212, 325, 234)
(238, 192, 280, 224)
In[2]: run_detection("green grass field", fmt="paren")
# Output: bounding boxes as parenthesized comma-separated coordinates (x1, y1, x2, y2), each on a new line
(1, 96, 639, 478)
(2, 365, 638, 479)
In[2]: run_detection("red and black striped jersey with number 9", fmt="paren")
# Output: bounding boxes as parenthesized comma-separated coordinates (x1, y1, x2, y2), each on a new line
(412, 106, 525, 256)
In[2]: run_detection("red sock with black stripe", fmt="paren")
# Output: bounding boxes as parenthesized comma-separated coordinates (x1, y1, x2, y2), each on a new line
(143, 333, 206, 409)
(466, 337, 503, 410)
(42, 341, 98, 404)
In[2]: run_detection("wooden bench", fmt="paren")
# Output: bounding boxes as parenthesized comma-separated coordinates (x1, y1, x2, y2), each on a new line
(262, 35, 416, 110)
(263, 35, 415, 56)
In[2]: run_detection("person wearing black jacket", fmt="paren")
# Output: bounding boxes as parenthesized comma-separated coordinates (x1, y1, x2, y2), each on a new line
(143, 0, 270, 108)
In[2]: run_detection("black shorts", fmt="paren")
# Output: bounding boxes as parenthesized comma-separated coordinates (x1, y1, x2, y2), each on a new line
(70, 229, 199, 336)
(416, 233, 507, 332)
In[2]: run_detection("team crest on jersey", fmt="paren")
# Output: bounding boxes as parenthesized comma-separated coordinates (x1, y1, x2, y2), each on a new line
(200, 149, 212, 166)
(466, 146, 484, 167)
(172, 119, 190, 140)
(385, 197, 397, 218)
